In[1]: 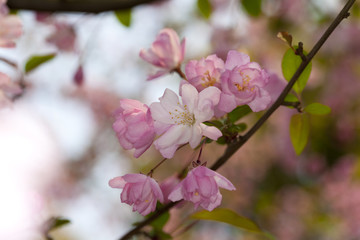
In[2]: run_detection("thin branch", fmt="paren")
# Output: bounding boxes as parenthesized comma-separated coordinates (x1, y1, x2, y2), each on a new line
(7, 0, 165, 13)
(0, 56, 17, 68)
(174, 67, 187, 80)
(211, 0, 355, 171)
(295, 42, 307, 61)
(282, 101, 303, 112)
(119, 201, 180, 240)
(118, 0, 356, 239)
(147, 157, 167, 176)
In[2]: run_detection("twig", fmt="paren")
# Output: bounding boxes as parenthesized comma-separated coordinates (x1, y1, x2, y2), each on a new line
(7, 0, 165, 13)
(295, 42, 307, 61)
(118, 0, 356, 239)
(119, 201, 180, 240)
(281, 101, 302, 112)
(0, 56, 17, 68)
(147, 157, 167, 177)
(174, 67, 187, 80)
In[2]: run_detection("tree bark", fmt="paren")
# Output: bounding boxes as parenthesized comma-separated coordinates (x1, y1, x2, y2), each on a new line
(7, 0, 165, 13)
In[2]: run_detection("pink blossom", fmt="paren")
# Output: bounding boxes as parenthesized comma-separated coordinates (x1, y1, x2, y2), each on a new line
(73, 65, 84, 86)
(140, 28, 185, 80)
(35, 12, 52, 23)
(0, 1, 22, 48)
(264, 73, 287, 106)
(0, 72, 21, 108)
(185, 54, 224, 91)
(47, 22, 76, 52)
(109, 174, 164, 216)
(150, 84, 222, 158)
(168, 166, 235, 211)
(218, 50, 270, 112)
(113, 99, 155, 158)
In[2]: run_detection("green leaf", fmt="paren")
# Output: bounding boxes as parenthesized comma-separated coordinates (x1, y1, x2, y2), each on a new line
(25, 54, 56, 73)
(228, 105, 252, 123)
(241, 0, 262, 17)
(114, 9, 132, 27)
(216, 136, 227, 145)
(191, 208, 262, 233)
(150, 210, 170, 231)
(351, 158, 360, 181)
(284, 93, 298, 102)
(281, 47, 312, 94)
(9, 9, 19, 15)
(197, 0, 212, 19)
(203, 120, 223, 128)
(304, 103, 331, 115)
(289, 113, 310, 155)
(229, 123, 247, 133)
(44, 217, 71, 232)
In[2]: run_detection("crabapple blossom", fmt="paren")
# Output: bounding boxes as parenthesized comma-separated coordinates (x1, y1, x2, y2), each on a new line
(185, 54, 224, 91)
(140, 28, 185, 80)
(109, 174, 164, 216)
(218, 50, 271, 112)
(168, 166, 235, 211)
(113, 99, 155, 158)
(0, 0, 22, 48)
(150, 84, 222, 158)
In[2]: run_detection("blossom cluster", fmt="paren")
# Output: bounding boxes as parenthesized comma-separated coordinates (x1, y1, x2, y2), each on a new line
(109, 166, 235, 215)
(110, 28, 285, 216)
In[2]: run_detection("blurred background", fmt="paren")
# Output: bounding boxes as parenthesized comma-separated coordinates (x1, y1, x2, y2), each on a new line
(1, 0, 360, 239)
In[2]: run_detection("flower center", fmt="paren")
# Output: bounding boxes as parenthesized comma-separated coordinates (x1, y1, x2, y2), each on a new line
(201, 71, 217, 87)
(169, 104, 195, 126)
(234, 71, 255, 92)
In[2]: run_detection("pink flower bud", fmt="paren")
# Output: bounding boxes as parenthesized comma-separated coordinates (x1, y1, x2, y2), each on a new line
(113, 99, 155, 158)
(73, 65, 84, 86)
(140, 28, 185, 80)
(185, 54, 225, 91)
(46, 22, 76, 52)
(218, 50, 271, 112)
(168, 166, 235, 211)
(109, 174, 164, 216)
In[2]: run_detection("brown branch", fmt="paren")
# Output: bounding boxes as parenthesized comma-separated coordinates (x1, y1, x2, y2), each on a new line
(119, 201, 179, 240)
(174, 67, 187, 80)
(282, 101, 303, 113)
(7, 0, 165, 13)
(210, 0, 355, 171)
(118, 0, 356, 239)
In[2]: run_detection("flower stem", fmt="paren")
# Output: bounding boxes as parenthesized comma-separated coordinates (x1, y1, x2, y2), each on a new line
(147, 157, 167, 177)
(174, 67, 187, 80)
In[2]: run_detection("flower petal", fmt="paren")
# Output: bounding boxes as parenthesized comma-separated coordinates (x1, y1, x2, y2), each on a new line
(225, 50, 250, 70)
(200, 123, 222, 140)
